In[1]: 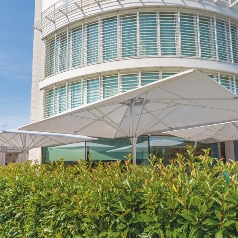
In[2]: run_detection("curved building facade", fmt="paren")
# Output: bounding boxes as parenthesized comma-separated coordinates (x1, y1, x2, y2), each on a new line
(31, 0, 238, 163)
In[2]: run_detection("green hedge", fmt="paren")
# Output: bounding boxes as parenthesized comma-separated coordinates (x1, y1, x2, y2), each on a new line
(0, 147, 237, 237)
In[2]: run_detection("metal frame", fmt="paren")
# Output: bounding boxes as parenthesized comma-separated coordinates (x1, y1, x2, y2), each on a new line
(34, 0, 238, 32)
(44, 8, 238, 78)
(43, 68, 238, 118)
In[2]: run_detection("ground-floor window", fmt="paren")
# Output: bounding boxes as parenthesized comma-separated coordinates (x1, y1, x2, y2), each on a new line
(42, 136, 217, 165)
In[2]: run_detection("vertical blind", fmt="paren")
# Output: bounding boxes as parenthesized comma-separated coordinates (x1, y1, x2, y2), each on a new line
(216, 20, 232, 62)
(45, 10, 238, 77)
(180, 13, 197, 57)
(44, 70, 238, 118)
(121, 15, 137, 58)
(231, 24, 238, 64)
(199, 15, 214, 59)
(141, 73, 159, 86)
(160, 13, 177, 56)
(70, 27, 83, 68)
(139, 13, 157, 56)
(69, 81, 82, 109)
(103, 17, 118, 61)
(103, 75, 118, 98)
(87, 78, 100, 103)
(87, 23, 99, 64)
(122, 74, 138, 92)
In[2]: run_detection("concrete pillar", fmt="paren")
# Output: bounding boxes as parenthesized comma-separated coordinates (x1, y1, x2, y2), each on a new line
(0, 152, 6, 166)
(224, 141, 235, 162)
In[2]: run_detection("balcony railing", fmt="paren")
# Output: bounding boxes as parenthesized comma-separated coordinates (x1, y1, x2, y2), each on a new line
(33, 0, 238, 32)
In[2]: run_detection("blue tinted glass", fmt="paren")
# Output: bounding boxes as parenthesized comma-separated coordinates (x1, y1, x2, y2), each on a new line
(140, 13, 157, 56)
(87, 23, 99, 64)
(103, 17, 117, 61)
(121, 15, 137, 58)
(160, 13, 176, 55)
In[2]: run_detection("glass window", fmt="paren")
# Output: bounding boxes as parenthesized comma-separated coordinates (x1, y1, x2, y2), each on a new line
(234, 141, 238, 161)
(121, 15, 137, 58)
(103, 17, 117, 61)
(236, 79, 238, 95)
(42, 144, 86, 163)
(54, 37, 60, 73)
(59, 85, 67, 113)
(54, 85, 67, 114)
(122, 74, 138, 92)
(141, 72, 159, 86)
(231, 25, 238, 64)
(220, 76, 233, 92)
(43, 136, 149, 164)
(70, 81, 82, 109)
(87, 23, 99, 64)
(87, 78, 99, 103)
(59, 34, 68, 71)
(139, 13, 157, 56)
(210, 143, 219, 159)
(216, 20, 232, 62)
(160, 13, 177, 55)
(149, 136, 210, 165)
(199, 16, 213, 59)
(180, 13, 197, 57)
(45, 37, 56, 77)
(162, 72, 177, 79)
(44, 89, 54, 118)
(71, 27, 83, 68)
(103, 75, 118, 99)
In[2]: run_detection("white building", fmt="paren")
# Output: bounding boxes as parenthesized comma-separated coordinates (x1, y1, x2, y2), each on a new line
(30, 0, 238, 163)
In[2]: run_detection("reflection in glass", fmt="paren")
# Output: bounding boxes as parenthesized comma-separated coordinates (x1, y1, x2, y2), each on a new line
(42, 136, 213, 165)
(149, 136, 210, 165)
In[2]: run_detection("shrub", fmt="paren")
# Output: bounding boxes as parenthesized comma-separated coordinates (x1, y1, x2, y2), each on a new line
(0, 146, 237, 237)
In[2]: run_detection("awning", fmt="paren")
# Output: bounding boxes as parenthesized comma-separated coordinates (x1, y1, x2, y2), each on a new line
(0, 130, 96, 161)
(164, 121, 238, 144)
(20, 69, 238, 164)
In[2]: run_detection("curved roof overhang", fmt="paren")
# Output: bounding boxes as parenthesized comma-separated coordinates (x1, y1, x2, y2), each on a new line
(34, 0, 238, 37)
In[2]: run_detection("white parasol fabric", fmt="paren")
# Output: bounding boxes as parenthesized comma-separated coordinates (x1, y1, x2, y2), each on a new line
(164, 121, 238, 144)
(20, 69, 238, 164)
(55, 142, 114, 150)
(107, 139, 183, 153)
(0, 130, 96, 161)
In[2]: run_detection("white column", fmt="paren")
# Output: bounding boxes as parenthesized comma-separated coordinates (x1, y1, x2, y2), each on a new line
(0, 151, 6, 166)
(217, 142, 221, 159)
(130, 100, 137, 165)
(22, 134, 28, 162)
(66, 80, 69, 110)
(228, 18, 233, 63)
(54, 32, 57, 74)
(214, 14, 219, 60)
(66, 26, 69, 70)
(83, 21, 87, 66)
(131, 137, 137, 166)
(177, 8, 181, 56)
(81, 21, 84, 65)
(233, 75, 236, 95)
(117, 12, 121, 60)
(196, 11, 201, 58)
(99, 74, 102, 100)
(225, 141, 235, 161)
(137, 9, 140, 58)
(118, 71, 121, 94)
(98, 15, 102, 63)
(157, 8, 161, 56)
(138, 69, 141, 87)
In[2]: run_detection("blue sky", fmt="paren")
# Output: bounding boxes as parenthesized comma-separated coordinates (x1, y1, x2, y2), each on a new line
(0, 1, 34, 130)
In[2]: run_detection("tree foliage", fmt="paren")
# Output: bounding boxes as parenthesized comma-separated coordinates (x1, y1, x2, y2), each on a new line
(0, 146, 237, 237)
